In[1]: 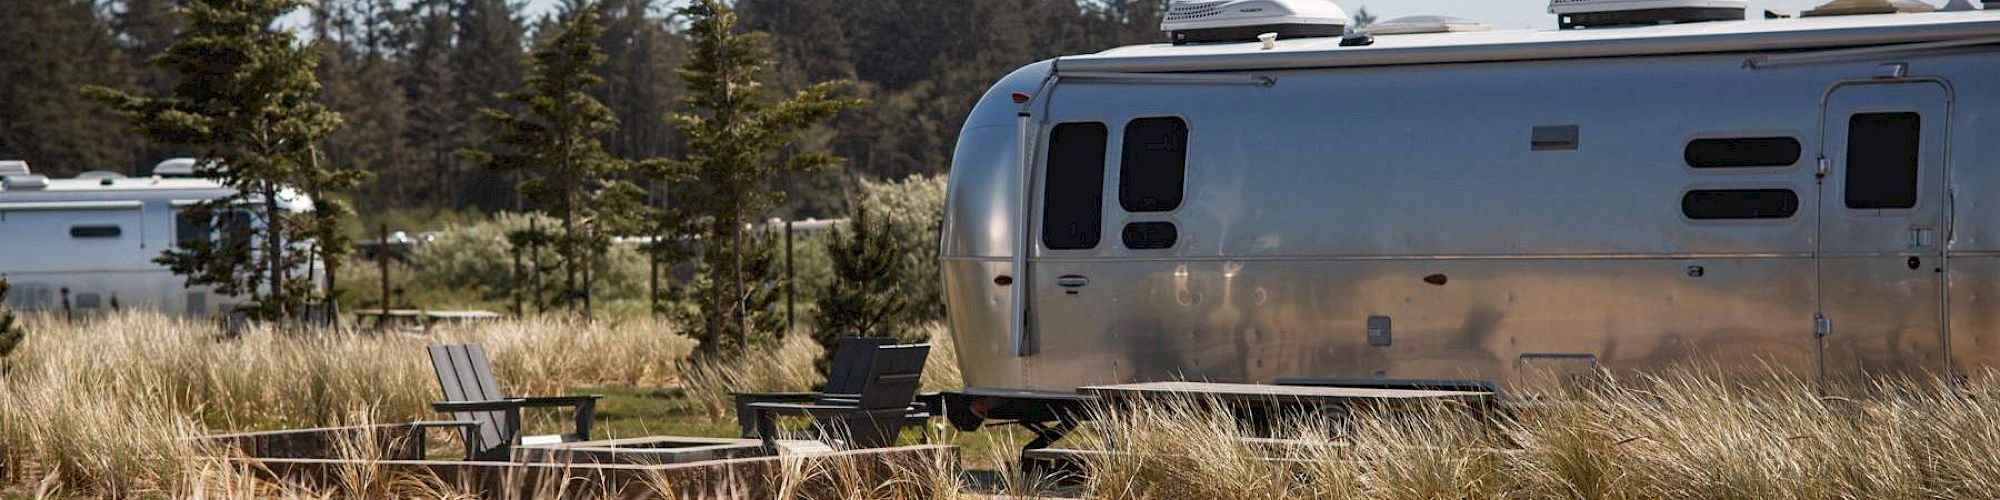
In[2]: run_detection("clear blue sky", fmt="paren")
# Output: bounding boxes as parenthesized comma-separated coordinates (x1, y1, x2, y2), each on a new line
(520, 0, 1883, 30)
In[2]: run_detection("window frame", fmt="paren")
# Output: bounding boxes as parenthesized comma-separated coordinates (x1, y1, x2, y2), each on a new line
(68, 224, 124, 239)
(1117, 115, 1191, 214)
(1038, 120, 1112, 251)
(1677, 185, 1803, 223)
(1840, 111, 1923, 211)
(1682, 134, 1805, 170)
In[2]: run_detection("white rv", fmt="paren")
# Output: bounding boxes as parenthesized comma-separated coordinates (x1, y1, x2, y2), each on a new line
(0, 159, 312, 317)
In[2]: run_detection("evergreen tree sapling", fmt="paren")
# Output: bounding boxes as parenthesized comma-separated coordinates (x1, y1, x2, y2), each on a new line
(86, 0, 363, 320)
(0, 280, 25, 369)
(462, 3, 641, 320)
(812, 208, 915, 373)
(664, 0, 863, 356)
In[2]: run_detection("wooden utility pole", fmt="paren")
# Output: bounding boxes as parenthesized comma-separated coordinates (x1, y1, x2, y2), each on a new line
(377, 223, 389, 332)
(785, 220, 795, 335)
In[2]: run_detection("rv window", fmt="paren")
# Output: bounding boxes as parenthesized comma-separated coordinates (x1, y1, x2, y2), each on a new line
(1119, 117, 1188, 212)
(1682, 189, 1798, 220)
(176, 209, 254, 248)
(1122, 221, 1178, 250)
(1042, 122, 1109, 250)
(1685, 137, 1801, 168)
(1844, 112, 1921, 209)
(70, 225, 122, 238)
(175, 211, 211, 247)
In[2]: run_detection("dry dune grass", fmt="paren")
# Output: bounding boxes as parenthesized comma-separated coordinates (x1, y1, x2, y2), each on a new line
(8, 311, 2000, 499)
(1071, 369, 2000, 500)
(0, 312, 688, 497)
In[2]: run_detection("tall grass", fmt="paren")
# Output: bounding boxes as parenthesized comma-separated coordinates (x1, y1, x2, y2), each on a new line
(1069, 369, 2000, 500)
(11, 311, 2000, 499)
(0, 312, 687, 496)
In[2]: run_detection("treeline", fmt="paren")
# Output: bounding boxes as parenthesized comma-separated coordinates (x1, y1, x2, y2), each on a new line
(0, 0, 1167, 220)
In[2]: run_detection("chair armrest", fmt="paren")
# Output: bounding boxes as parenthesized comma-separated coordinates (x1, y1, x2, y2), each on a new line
(432, 399, 527, 412)
(734, 392, 821, 438)
(730, 391, 822, 399)
(518, 395, 599, 442)
(519, 395, 602, 407)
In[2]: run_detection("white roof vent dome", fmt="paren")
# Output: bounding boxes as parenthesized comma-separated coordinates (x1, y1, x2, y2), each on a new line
(1366, 15, 1493, 35)
(1551, 0, 1748, 29)
(152, 157, 224, 178)
(1163, 0, 1348, 45)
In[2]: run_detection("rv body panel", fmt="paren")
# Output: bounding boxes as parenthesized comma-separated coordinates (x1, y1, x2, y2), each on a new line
(943, 14, 2000, 395)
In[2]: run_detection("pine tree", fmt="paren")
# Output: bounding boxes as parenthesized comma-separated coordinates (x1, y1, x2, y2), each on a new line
(0, 0, 142, 175)
(401, 0, 464, 208)
(665, 0, 863, 356)
(86, 0, 363, 321)
(464, 3, 640, 320)
(812, 208, 913, 373)
(452, 0, 529, 211)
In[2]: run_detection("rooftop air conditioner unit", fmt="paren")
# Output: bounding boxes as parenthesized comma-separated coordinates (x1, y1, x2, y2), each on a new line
(1163, 0, 1348, 45)
(0, 160, 28, 177)
(1551, 0, 1748, 29)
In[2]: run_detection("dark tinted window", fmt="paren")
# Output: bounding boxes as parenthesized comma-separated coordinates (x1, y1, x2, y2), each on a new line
(1686, 137, 1802, 168)
(1682, 189, 1799, 220)
(175, 209, 253, 248)
(70, 225, 121, 238)
(175, 211, 209, 247)
(1042, 122, 1109, 250)
(1122, 221, 1178, 250)
(1119, 117, 1188, 212)
(1844, 112, 1921, 209)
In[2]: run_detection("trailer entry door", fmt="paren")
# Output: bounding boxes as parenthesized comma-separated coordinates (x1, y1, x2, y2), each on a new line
(1815, 81, 1950, 384)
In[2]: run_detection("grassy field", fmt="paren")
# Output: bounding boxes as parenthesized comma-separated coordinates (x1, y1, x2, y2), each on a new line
(5, 313, 2000, 499)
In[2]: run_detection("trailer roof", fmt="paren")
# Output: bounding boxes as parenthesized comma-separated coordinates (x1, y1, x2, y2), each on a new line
(1062, 11, 2000, 73)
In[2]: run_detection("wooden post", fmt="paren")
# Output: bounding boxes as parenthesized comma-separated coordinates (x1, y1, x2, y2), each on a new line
(649, 237, 660, 318)
(378, 223, 390, 332)
(531, 218, 544, 313)
(512, 234, 525, 317)
(785, 220, 795, 336)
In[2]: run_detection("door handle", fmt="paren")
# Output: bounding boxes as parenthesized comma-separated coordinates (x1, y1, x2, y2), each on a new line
(1056, 275, 1089, 288)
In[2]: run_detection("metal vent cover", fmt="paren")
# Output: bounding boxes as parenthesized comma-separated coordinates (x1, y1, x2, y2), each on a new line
(1165, 0, 1230, 21)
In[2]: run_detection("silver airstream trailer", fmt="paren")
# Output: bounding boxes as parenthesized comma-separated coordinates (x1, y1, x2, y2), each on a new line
(0, 159, 314, 317)
(940, 0, 2000, 423)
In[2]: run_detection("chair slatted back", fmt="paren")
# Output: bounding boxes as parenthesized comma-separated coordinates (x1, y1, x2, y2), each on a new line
(824, 337, 895, 395)
(848, 344, 930, 410)
(429, 344, 509, 453)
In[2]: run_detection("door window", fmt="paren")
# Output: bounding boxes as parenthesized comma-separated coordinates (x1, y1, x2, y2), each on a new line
(1844, 112, 1922, 210)
(1042, 122, 1109, 250)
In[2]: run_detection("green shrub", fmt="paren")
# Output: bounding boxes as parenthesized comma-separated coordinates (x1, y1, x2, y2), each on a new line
(0, 279, 23, 362)
(855, 174, 946, 324)
(336, 213, 651, 315)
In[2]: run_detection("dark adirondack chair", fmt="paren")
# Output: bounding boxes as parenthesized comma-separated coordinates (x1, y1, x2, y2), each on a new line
(428, 344, 602, 461)
(732, 337, 895, 438)
(746, 343, 931, 452)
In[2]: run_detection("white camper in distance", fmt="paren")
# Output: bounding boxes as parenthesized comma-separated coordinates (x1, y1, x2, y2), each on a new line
(0, 159, 314, 317)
